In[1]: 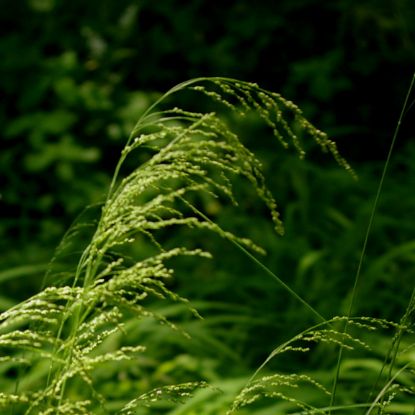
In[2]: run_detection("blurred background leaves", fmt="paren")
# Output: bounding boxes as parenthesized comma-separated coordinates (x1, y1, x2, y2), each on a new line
(1, 0, 415, 412)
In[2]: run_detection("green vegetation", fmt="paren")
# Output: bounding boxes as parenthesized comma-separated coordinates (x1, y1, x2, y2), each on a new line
(1, 1, 415, 413)
(1, 76, 414, 414)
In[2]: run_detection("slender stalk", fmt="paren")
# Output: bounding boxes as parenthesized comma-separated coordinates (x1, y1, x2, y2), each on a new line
(365, 363, 412, 415)
(181, 197, 327, 325)
(329, 72, 415, 411)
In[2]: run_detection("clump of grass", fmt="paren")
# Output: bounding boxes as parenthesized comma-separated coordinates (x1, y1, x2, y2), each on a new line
(228, 316, 414, 414)
(1, 77, 347, 414)
(0, 75, 413, 414)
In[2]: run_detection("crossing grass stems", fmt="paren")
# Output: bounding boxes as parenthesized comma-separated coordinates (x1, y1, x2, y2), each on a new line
(0, 75, 414, 414)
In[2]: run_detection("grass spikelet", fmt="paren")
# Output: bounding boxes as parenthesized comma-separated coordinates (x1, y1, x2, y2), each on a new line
(38, 400, 92, 415)
(120, 381, 210, 414)
(227, 373, 329, 414)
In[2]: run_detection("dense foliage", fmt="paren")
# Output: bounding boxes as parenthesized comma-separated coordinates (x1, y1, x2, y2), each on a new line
(1, 1, 415, 413)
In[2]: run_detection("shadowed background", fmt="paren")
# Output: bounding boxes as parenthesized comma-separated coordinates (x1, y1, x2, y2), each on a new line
(1, 2, 415, 410)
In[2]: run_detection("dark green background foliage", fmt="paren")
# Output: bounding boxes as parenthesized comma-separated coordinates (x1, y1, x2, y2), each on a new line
(1, 0, 415, 411)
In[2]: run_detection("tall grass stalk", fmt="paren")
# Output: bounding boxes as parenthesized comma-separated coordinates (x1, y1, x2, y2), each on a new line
(329, 72, 415, 411)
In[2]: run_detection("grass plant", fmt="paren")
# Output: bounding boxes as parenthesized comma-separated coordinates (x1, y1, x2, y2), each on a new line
(0, 76, 414, 414)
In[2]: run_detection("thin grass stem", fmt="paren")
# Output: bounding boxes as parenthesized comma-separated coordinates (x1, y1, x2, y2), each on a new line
(329, 72, 415, 412)
(180, 197, 327, 325)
